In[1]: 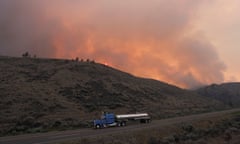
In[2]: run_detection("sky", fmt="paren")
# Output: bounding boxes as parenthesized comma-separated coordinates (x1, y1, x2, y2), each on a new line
(0, 0, 239, 89)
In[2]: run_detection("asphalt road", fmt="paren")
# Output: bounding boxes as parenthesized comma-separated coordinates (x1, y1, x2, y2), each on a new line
(1, 108, 240, 144)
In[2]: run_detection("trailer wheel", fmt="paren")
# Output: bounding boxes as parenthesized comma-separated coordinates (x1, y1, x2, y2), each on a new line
(121, 122, 126, 126)
(96, 124, 101, 129)
(140, 119, 145, 123)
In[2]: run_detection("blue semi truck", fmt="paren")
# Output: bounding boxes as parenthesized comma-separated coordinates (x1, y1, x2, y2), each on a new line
(93, 112, 151, 129)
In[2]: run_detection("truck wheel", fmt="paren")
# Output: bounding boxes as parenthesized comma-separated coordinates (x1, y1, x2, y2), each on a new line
(96, 124, 101, 129)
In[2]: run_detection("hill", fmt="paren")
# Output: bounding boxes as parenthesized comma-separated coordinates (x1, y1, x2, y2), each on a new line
(0, 56, 226, 136)
(196, 83, 240, 107)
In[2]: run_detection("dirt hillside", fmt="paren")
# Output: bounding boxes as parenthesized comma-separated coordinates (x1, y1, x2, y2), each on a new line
(196, 83, 240, 107)
(0, 56, 226, 136)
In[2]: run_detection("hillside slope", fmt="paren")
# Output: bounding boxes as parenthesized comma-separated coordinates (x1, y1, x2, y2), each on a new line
(196, 83, 240, 107)
(0, 56, 225, 136)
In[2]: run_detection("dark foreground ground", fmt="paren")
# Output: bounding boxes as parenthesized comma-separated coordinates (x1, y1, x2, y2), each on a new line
(1, 108, 240, 144)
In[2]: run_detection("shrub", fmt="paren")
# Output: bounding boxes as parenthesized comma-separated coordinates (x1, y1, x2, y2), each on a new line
(80, 138, 91, 144)
(22, 116, 35, 127)
(182, 124, 194, 133)
(148, 137, 159, 144)
(52, 120, 62, 128)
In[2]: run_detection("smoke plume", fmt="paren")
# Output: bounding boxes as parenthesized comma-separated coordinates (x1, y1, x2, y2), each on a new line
(0, 0, 226, 88)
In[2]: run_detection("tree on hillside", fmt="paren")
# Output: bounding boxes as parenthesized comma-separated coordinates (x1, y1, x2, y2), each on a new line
(22, 52, 31, 58)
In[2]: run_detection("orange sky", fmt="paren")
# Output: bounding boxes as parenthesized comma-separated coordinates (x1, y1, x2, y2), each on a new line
(0, 0, 239, 88)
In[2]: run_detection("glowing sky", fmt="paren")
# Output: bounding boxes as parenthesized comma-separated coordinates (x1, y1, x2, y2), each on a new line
(0, 0, 239, 88)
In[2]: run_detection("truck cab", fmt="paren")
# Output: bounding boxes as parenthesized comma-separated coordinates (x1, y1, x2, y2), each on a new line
(93, 113, 118, 128)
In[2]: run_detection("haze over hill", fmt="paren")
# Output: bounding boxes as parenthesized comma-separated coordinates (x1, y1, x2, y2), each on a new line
(0, 56, 227, 136)
(0, 0, 230, 88)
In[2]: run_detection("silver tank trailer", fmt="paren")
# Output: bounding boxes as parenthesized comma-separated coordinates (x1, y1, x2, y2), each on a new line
(116, 113, 150, 120)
